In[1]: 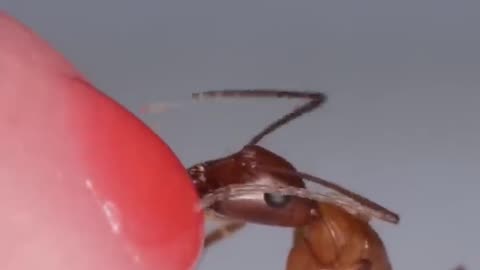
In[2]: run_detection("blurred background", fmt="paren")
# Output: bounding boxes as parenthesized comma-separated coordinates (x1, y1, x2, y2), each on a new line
(2, 0, 479, 269)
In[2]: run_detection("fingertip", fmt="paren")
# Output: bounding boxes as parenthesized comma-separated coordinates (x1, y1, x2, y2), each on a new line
(0, 11, 203, 270)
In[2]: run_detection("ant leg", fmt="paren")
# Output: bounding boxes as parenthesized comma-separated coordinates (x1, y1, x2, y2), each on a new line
(192, 89, 327, 145)
(286, 228, 322, 270)
(287, 222, 338, 270)
(303, 216, 341, 267)
(204, 221, 246, 248)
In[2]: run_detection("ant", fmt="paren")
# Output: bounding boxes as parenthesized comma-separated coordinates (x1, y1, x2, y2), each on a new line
(187, 89, 400, 253)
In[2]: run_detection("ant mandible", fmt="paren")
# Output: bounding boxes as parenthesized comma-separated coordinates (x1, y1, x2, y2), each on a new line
(187, 89, 400, 250)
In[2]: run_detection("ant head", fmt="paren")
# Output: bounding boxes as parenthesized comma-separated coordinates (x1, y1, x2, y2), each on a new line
(190, 146, 321, 227)
(220, 191, 319, 227)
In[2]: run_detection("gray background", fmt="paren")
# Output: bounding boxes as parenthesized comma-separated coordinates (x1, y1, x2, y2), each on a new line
(2, 0, 479, 269)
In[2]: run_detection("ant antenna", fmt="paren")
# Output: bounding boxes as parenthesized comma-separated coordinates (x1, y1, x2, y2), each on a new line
(257, 165, 400, 224)
(192, 89, 327, 145)
(199, 183, 396, 224)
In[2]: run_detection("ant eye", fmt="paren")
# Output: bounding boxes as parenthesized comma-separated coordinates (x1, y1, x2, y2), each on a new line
(263, 193, 291, 208)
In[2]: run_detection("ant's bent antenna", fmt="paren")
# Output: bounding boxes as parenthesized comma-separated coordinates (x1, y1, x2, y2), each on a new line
(192, 89, 327, 145)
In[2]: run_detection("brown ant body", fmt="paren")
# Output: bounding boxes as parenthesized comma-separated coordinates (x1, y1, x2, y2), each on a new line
(187, 90, 399, 269)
